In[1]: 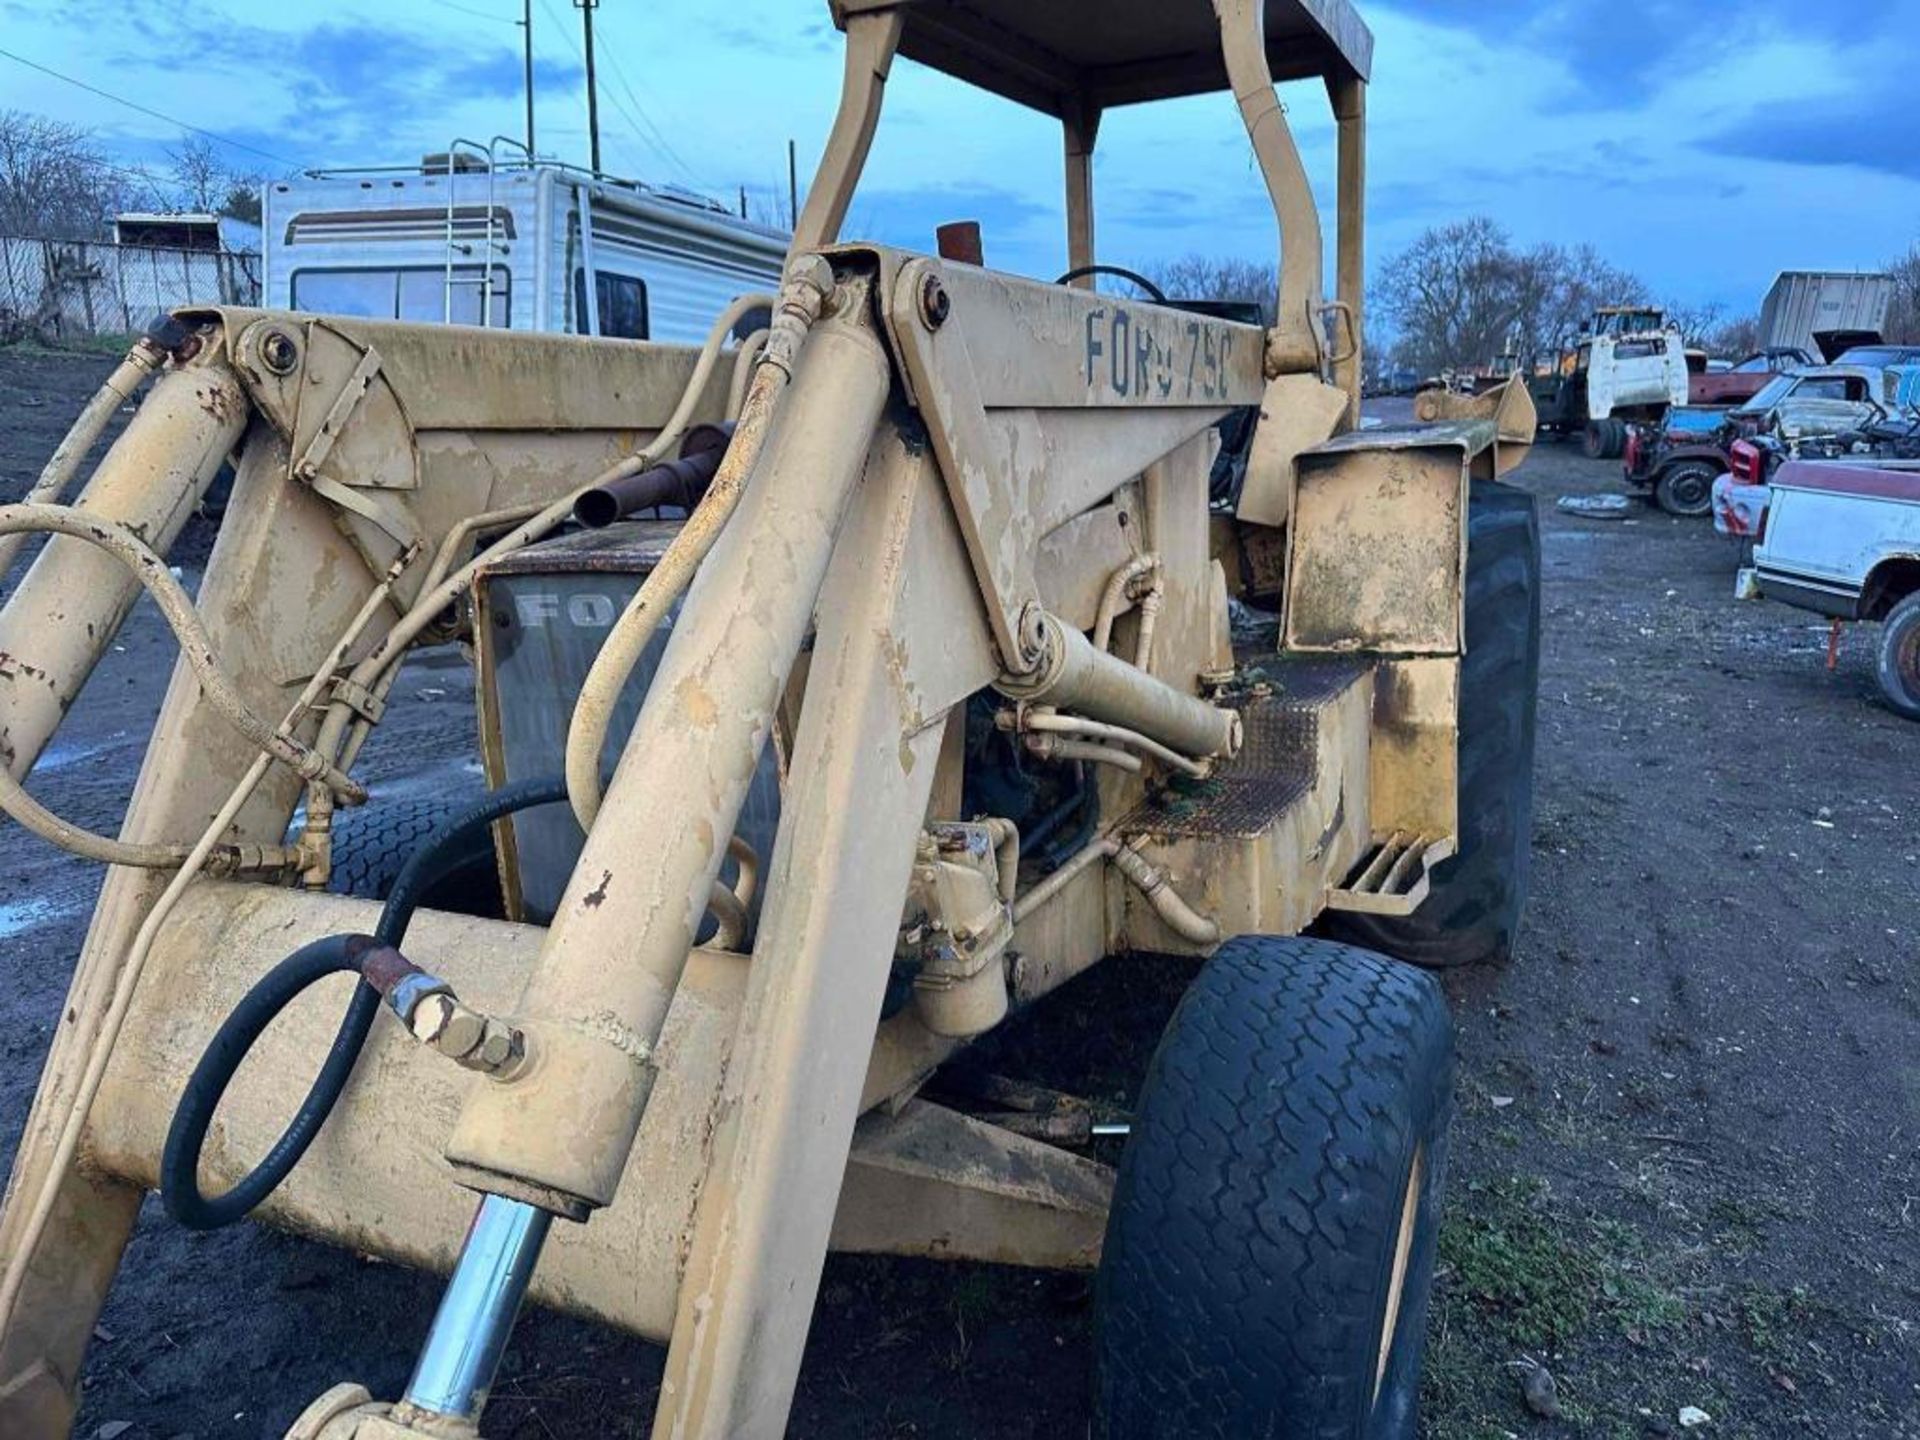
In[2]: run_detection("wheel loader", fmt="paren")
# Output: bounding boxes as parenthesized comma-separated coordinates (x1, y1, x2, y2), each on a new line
(0, 2, 1541, 1436)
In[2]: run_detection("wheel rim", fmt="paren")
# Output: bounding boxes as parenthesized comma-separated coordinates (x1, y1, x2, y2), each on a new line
(1373, 1143, 1425, 1404)
(1898, 624, 1920, 696)
(1665, 467, 1712, 513)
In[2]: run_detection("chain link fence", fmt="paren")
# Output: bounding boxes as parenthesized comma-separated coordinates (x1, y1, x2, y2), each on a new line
(1, 235, 260, 344)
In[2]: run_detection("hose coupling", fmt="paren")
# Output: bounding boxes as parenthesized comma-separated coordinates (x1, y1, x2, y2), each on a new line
(763, 254, 837, 378)
(361, 946, 528, 1079)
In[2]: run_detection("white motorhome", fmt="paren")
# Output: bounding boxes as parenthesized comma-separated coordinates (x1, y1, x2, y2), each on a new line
(261, 142, 787, 341)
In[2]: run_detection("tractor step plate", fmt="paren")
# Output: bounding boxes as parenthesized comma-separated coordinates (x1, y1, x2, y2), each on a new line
(1324, 830, 1456, 915)
(1124, 654, 1371, 841)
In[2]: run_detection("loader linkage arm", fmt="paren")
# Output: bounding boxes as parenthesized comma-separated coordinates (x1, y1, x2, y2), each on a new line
(0, 5, 1541, 1439)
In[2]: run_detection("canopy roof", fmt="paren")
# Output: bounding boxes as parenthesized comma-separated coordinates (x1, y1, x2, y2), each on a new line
(831, 0, 1373, 116)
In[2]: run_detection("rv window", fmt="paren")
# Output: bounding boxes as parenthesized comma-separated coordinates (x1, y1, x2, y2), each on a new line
(574, 269, 649, 339)
(292, 270, 390, 319)
(292, 266, 508, 326)
(399, 268, 509, 326)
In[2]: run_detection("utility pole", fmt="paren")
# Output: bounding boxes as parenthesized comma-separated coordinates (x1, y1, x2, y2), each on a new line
(519, 0, 535, 157)
(787, 139, 798, 231)
(575, 0, 602, 174)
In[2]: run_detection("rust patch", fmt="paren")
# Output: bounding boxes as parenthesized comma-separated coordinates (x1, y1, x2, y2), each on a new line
(195, 381, 241, 425)
(674, 673, 719, 727)
(0, 652, 51, 693)
(583, 869, 613, 907)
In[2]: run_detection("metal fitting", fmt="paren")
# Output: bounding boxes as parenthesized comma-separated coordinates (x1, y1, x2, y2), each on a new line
(407, 994, 527, 1079)
(918, 273, 951, 330)
(360, 946, 529, 1080)
(1014, 600, 1052, 672)
(260, 328, 301, 375)
(763, 254, 838, 379)
(1112, 837, 1221, 947)
(139, 311, 201, 364)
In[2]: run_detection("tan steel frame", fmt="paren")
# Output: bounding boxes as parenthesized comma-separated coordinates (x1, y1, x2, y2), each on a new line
(0, 4, 1520, 1438)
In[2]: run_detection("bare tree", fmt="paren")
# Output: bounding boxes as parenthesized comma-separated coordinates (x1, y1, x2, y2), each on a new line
(1528, 243, 1649, 352)
(1706, 313, 1763, 357)
(1376, 218, 1654, 374)
(1661, 298, 1726, 348)
(1887, 243, 1920, 345)
(1145, 254, 1278, 324)
(166, 136, 227, 212)
(155, 136, 267, 225)
(1374, 217, 1525, 375)
(0, 110, 126, 239)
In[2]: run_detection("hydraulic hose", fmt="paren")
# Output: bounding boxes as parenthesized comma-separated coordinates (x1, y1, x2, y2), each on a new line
(160, 775, 572, 1231)
(563, 257, 838, 831)
(0, 502, 366, 869)
(0, 329, 167, 580)
(0, 569, 403, 1335)
(292, 297, 776, 851)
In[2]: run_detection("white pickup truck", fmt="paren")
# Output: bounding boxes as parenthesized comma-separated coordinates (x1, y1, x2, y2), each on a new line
(1753, 458, 1920, 717)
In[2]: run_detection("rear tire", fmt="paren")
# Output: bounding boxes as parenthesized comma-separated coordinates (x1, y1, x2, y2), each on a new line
(1654, 460, 1718, 518)
(1096, 935, 1452, 1440)
(1877, 592, 1920, 721)
(327, 788, 504, 916)
(1580, 421, 1608, 459)
(1320, 481, 1541, 967)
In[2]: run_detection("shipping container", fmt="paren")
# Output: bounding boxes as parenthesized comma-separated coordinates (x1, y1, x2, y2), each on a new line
(1758, 271, 1894, 352)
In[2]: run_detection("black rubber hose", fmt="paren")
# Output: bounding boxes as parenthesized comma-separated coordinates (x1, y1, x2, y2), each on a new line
(160, 775, 573, 1231)
(1052, 264, 1168, 303)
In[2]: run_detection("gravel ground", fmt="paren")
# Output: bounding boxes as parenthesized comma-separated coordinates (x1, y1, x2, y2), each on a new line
(0, 349, 1914, 1438)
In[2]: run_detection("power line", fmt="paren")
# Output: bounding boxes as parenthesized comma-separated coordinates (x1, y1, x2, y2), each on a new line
(0, 45, 301, 168)
(532, 0, 687, 182)
(591, 29, 699, 183)
(419, 0, 520, 22)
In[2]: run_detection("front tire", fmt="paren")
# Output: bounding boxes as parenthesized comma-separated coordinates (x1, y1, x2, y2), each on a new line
(1096, 935, 1453, 1440)
(1319, 481, 1541, 967)
(1654, 460, 1718, 517)
(1877, 592, 1920, 721)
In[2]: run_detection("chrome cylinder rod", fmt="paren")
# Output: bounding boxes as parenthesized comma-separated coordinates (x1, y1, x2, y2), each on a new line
(403, 1194, 554, 1420)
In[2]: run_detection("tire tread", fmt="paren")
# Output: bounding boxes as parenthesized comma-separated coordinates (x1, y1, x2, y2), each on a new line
(1098, 935, 1453, 1439)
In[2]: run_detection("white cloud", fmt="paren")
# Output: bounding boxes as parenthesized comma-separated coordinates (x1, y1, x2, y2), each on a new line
(1, 0, 1913, 313)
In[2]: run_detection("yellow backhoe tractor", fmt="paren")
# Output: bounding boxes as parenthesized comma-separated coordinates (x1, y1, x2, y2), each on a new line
(0, 2, 1539, 1436)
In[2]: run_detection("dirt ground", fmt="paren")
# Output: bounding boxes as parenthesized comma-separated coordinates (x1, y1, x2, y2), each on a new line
(1, 347, 1915, 1439)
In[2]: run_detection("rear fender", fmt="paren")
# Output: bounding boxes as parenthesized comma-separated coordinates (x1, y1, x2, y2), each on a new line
(1863, 553, 1920, 620)
(1656, 442, 1731, 474)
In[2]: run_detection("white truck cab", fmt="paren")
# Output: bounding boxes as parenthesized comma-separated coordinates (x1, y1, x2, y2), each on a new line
(1532, 306, 1690, 459)
(261, 143, 788, 341)
(1580, 307, 1690, 422)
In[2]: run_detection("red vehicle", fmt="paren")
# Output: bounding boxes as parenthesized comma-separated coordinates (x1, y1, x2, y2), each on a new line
(1622, 406, 1734, 515)
(1689, 347, 1813, 406)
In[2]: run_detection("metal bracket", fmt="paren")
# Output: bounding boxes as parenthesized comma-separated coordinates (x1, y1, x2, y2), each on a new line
(888, 258, 1043, 672)
(292, 346, 384, 483)
(303, 472, 425, 554)
(328, 675, 388, 725)
(285, 342, 425, 553)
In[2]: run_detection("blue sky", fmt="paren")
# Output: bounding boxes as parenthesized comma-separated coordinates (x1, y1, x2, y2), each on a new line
(1, 0, 1914, 317)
